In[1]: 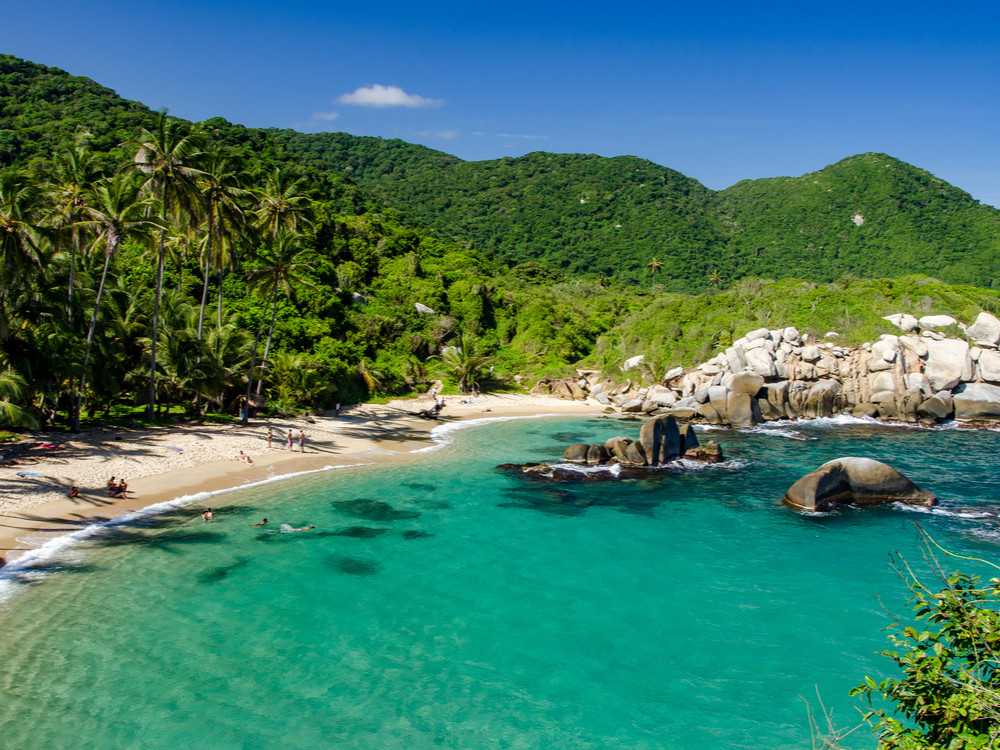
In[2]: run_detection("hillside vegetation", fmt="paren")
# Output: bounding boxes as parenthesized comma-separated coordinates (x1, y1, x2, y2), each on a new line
(0, 52, 998, 430)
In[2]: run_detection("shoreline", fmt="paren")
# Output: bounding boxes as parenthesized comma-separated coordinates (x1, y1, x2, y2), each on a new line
(0, 395, 604, 568)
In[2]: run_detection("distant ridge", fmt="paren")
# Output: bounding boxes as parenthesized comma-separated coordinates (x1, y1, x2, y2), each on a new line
(2, 53, 998, 291)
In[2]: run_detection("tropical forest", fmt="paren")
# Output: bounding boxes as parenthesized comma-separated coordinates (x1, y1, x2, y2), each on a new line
(2, 52, 1000, 431)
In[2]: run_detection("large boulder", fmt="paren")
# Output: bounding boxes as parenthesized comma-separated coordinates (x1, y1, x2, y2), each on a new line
(563, 444, 590, 463)
(919, 314, 957, 331)
(883, 313, 919, 332)
(639, 414, 682, 465)
(730, 371, 765, 395)
(968, 312, 1000, 347)
(952, 382, 1000, 421)
(978, 350, 1000, 383)
(783, 457, 937, 512)
(923, 339, 971, 391)
(586, 444, 610, 465)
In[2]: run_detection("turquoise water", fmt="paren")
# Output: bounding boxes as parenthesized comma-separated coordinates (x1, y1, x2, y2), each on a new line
(1, 415, 999, 749)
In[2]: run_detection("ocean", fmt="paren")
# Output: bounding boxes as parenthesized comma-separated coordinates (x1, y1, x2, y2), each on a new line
(1, 414, 998, 749)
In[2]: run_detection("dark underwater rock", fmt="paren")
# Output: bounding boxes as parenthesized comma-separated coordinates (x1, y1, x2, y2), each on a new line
(332, 498, 421, 521)
(332, 526, 389, 538)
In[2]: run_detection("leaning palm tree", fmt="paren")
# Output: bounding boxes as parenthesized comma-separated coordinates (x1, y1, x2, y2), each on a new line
(646, 256, 663, 292)
(73, 174, 162, 432)
(131, 114, 207, 420)
(241, 231, 318, 422)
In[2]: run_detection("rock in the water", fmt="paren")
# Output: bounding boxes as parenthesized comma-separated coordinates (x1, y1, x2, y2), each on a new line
(639, 414, 682, 465)
(683, 440, 723, 463)
(586, 444, 610, 465)
(952, 382, 1000, 421)
(563, 444, 591, 463)
(783, 457, 936, 512)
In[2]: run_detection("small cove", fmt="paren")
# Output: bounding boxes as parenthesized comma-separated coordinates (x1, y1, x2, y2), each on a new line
(1, 415, 999, 749)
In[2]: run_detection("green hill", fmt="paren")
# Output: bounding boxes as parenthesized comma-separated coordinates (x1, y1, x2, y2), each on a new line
(2, 52, 998, 292)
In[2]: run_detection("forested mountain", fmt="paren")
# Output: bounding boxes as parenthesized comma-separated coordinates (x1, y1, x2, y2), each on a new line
(1, 52, 998, 430)
(3, 53, 999, 292)
(272, 133, 1000, 290)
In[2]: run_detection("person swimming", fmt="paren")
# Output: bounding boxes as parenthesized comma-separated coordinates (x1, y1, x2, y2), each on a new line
(202, 508, 213, 521)
(279, 524, 314, 533)
(252, 518, 268, 526)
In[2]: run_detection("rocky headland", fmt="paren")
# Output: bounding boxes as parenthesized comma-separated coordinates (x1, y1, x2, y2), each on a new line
(533, 311, 1000, 427)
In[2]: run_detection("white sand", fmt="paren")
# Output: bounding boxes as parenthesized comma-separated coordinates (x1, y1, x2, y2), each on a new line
(0, 394, 602, 563)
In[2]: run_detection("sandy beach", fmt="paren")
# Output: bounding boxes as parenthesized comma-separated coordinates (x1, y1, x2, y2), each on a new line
(0, 394, 603, 566)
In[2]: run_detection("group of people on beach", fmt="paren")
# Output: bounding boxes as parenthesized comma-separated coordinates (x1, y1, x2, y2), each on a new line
(106, 476, 128, 498)
(266, 427, 307, 452)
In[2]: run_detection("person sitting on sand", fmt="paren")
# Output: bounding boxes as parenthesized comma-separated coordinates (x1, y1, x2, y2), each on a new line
(107, 476, 116, 492)
(237, 451, 254, 465)
(118, 479, 128, 497)
(67, 484, 79, 499)
(202, 508, 213, 521)
(252, 518, 268, 526)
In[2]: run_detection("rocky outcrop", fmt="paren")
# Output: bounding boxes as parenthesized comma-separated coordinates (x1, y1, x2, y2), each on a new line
(783, 457, 937, 512)
(536, 311, 1000, 427)
(559, 414, 719, 473)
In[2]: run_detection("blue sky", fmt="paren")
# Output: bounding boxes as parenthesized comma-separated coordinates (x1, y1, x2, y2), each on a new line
(8, 1, 1000, 205)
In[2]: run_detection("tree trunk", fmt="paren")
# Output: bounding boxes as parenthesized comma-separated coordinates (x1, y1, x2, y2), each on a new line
(149, 193, 169, 422)
(256, 277, 281, 395)
(73, 240, 114, 433)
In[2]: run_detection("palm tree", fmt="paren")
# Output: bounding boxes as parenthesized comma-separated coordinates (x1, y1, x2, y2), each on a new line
(241, 231, 317, 421)
(73, 174, 162, 431)
(646, 256, 663, 292)
(0, 368, 38, 429)
(0, 170, 47, 288)
(432, 332, 494, 394)
(131, 114, 207, 420)
(197, 154, 249, 336)
(49, 144, 99, 325)
(708, 268, 722, 288)
(254, 168, 314, 239)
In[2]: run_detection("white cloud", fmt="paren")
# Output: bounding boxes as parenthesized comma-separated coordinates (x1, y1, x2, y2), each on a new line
(339, 84, 444, 108)
(497, 133, 549, 140)
(310, 110, 340, 122)
(416, 130, 460, 139)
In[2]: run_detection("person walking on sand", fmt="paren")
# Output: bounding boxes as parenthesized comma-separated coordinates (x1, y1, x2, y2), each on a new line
(286, 429, 294, 450)
(267, 427, 273, 449)
(298, 430, 305, 453)
(202, 508, 213, 521)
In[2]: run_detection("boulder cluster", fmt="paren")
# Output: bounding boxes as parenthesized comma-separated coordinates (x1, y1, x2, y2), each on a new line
(534, 312, 1000, 426)
(562, 414, 722, 467)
